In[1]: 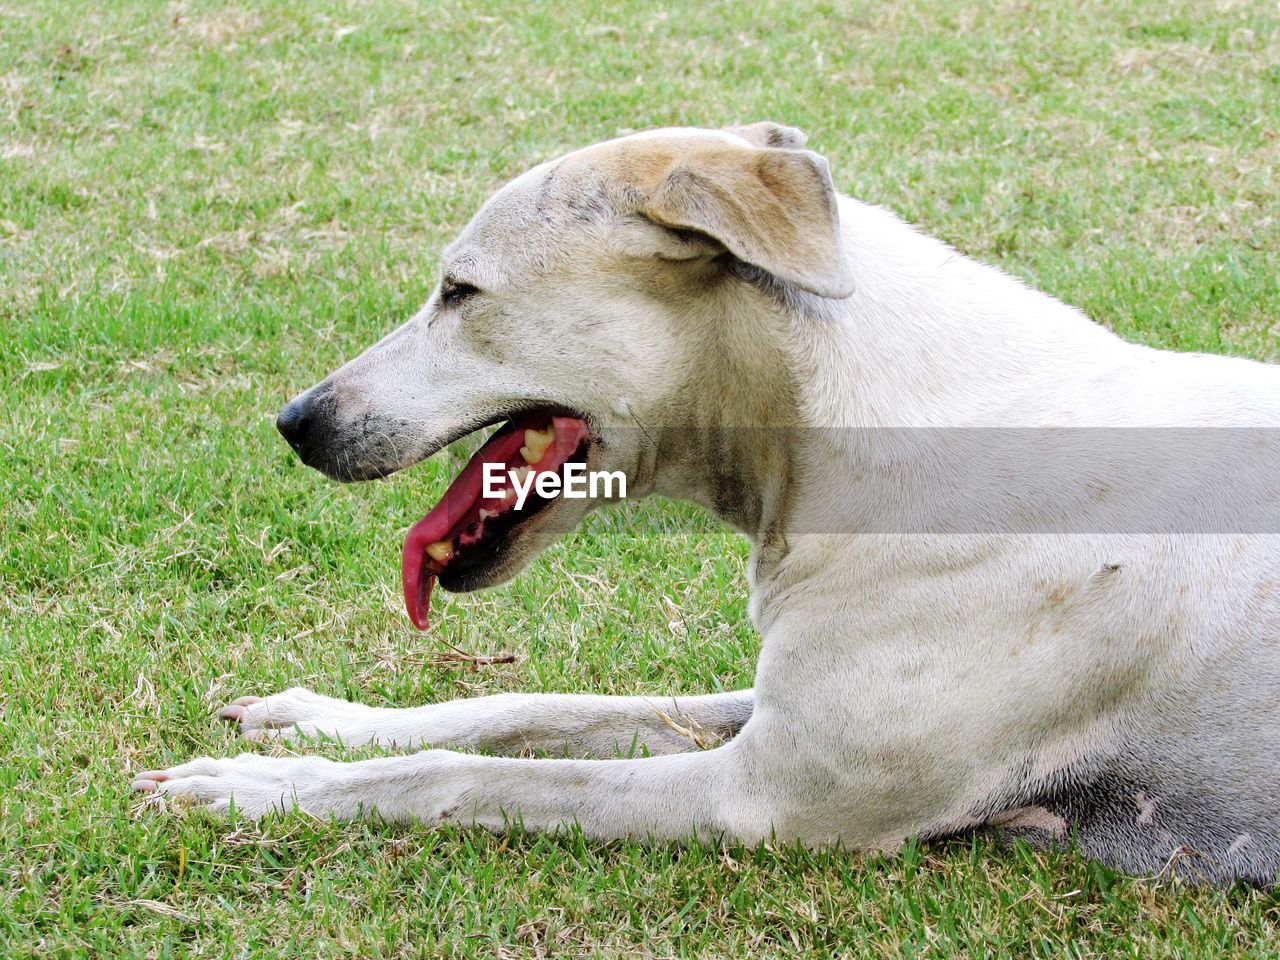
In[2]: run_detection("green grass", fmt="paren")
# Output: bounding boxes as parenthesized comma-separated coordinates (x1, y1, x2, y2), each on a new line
(3, 0, 1280, 954)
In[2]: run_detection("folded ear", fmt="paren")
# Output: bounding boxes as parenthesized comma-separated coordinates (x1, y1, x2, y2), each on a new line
(723, 121, 808, 150)
(643, 142, 854, 299)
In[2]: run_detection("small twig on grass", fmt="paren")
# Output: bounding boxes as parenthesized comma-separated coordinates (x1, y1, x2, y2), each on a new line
(428, 638, 519, 672)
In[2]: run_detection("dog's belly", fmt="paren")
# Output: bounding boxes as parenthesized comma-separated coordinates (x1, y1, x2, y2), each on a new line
(1003, 641, 1280, 885)
(1026, 756, 1279, 885)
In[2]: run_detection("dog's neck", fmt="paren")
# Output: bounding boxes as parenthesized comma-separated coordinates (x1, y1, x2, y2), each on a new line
(649, 196, 1129, 552)
(639, 275, 806, 542)
(792, 197, 1125, 430)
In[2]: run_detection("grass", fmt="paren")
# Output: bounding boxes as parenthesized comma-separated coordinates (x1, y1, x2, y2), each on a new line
(3, 0, 1280, 954)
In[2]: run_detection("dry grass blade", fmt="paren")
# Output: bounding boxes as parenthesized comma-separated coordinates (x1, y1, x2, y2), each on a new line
(428, 638, 520, 672)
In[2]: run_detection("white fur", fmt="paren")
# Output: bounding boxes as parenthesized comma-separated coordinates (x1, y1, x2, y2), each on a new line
(135, 127, 1280, 883)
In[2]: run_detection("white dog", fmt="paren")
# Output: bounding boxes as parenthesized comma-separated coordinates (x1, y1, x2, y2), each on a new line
(134, 123, 1280, 885)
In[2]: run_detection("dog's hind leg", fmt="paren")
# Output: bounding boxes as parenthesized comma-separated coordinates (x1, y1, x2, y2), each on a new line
(218, 688, 754, 757)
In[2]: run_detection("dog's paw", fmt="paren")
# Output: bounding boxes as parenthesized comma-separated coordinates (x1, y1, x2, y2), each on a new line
(216, 687, 382, 745)
(132, 750, 464, 822)
(131, 753, 345, 818)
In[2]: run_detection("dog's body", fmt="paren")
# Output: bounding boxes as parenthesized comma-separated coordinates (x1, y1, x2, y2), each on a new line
(135, 124, 1280, 885)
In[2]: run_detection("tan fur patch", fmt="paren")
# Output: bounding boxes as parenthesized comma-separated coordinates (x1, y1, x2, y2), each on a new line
(565, 133, 854, 298)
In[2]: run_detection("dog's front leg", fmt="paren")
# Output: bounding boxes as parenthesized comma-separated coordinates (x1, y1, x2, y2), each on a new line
(216, 688, 754, 757)
(132, 742, 776, 841)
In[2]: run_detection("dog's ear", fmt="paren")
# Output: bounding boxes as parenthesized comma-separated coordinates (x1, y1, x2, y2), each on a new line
(643, 142, 854, 299)
(723, 121, 808, 150)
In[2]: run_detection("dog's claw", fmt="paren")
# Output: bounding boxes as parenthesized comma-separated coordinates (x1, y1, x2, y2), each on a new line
(217, 697, 263, 722)
(132, 770, 169, 793)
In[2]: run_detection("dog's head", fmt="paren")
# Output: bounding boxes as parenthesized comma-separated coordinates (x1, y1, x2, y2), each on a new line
(275, 122, 852, 628)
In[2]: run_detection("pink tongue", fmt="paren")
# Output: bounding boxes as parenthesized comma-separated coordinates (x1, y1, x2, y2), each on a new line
(401, 416, 589, 630)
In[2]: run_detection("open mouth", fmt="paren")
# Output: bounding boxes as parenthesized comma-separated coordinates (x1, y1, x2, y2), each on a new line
(401, 413, 591, 630)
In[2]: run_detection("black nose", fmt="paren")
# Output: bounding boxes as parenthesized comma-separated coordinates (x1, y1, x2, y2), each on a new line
(276, 394, 316, 452)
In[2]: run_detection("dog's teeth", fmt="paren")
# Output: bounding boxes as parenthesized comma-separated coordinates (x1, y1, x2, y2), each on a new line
(499, 488, 518, 506)
(510, 465, 531, 485)
(479, 508, 498, 520)
(520, 426, 556, 464)
(426, 540, 453, 562)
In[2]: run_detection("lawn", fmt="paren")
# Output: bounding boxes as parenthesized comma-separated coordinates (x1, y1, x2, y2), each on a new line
(3, 0, 1280, 955)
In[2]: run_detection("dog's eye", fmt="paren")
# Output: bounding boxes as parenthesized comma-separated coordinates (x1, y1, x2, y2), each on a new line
(441, 279, 480, 307)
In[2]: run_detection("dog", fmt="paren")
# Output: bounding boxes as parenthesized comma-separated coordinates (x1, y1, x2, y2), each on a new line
(133, 122, 1280, 886)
